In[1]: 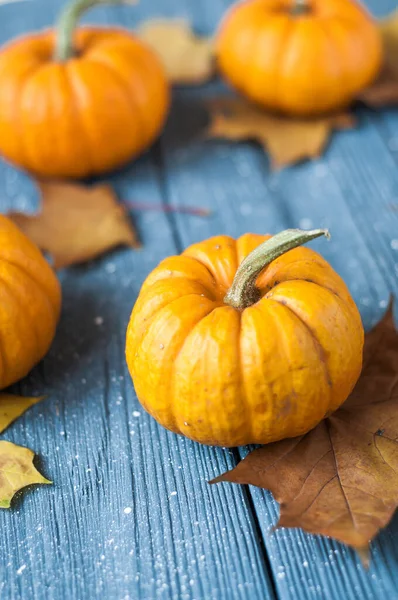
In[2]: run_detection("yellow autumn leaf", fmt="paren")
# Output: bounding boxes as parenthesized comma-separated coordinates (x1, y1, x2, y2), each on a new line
(206, 97, 355, 169)
(137, 19, 215, 85)
(0, 394, 44, 434)
(0, 441, 51, 508)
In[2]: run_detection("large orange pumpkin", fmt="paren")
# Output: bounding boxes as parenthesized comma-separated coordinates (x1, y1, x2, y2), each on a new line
(0, 216, 61, 389)
(216, 0, 383, 117)
(0, 0, 169, 179)
(126, 229, 364, 447)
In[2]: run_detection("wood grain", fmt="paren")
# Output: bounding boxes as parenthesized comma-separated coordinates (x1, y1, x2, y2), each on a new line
(0, 0, 398, 599)
(158, 1, 398, 598)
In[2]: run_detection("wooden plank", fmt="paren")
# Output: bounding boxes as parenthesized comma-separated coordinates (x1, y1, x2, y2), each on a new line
(0, 2, 275, 599)
(160, 90, 398, 600)
(160, 106, 398, 598)
(157, 3, 398, 598)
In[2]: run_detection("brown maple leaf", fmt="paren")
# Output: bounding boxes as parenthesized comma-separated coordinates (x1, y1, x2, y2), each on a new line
(137, 20, 215, 85)
(206, 97, 355, 169)
(211, 301, 398, 555)
(360, 11, 398, 107)
(9, 181, 140, 269)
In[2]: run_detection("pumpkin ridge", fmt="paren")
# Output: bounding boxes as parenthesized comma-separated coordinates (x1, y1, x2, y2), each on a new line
(316, 17, 346, 98)
(269, 296, 333, 391)
(64, 62, 95, 173)
(0, 320, 7, 385)
(273, 17, 294, 111)
(133, 294, 217, 431)
(0, 273, 41, 352)
(169, 304, 220, 437)
(179, 253, 222, 292)
(0, 256, 59, 318)
(65, 58, 139, 172)
(9, 61, 43, 169)
(182, 250, 232, 294)
(272, 273, 344, 302)
(137, 281, 219, 327)
(84, 55, 147, 140)
(265, 298, 303, 436)
(237, 309, 253, 442)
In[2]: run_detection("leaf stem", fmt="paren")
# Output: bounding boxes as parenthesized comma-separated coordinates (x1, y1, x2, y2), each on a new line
(125, 201, 211, 217)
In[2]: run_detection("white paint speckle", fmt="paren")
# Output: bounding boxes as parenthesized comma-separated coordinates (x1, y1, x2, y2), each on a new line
(170, 491, 177, 497)
(159, 343, 164, 349)
(360, 297, 371, 307)
(240, 203, 252, 216)
(124, 507, 132, 515)
(303, 561, 309, 568)
(105, 263, 116, 274)
(391, 239, 398, 250)
(277, 572, 286, 580)
(379, 299, 388, 308)
(16, 565, 26, 576)
(94, 316, 104, 326)
(133, 411, 140, 418)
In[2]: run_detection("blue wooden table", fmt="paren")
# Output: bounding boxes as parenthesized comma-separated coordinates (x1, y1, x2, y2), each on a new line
(1, 0, 398, 598)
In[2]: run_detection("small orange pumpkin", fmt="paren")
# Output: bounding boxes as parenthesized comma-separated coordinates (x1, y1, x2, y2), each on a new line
(0, 216, 61, 389)
(0, 0, 169, 179)
(126, 229, 364, 447)
(216, 0, 383, 117)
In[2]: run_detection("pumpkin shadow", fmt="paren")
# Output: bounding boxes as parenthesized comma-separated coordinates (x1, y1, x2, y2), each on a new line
(12, 270, 130, 399)
(162, 89, 213, 150)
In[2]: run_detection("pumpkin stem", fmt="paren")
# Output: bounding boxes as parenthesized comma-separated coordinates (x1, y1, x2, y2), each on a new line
(291, 0, 311, 16)
(224, 229, 330, 310)
(54, 0, 135, 61)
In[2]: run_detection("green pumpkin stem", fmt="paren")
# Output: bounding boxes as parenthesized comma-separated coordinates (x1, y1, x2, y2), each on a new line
(224, 229, 330, 310)
(54, 0, 135, 61)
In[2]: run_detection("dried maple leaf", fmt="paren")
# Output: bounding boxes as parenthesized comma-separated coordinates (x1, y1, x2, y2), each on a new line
(9, 181, 140, 269)
(0, 441, 50, 508)
(206, 97, 355, 169)
(0, 394, 44, 434)
(360, 11, 398, 107)
(137, 19, 215, 85)
(211, 302, 398, 554)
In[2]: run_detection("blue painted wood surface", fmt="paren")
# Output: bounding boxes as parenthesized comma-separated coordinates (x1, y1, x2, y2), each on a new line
(0, 0, 398, 599)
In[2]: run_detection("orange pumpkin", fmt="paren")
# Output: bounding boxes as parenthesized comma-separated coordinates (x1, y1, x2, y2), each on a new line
(0, 216, 61, 389)
(0, 0, 169, 179)
(216, 0, 383, 117)
(126, 229, 364, 447)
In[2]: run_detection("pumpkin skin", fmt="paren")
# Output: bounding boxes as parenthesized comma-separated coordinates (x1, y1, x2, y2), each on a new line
(216, 0, 383, 117)
(0, 28, 169, 178)
(0, 216, 61, 389)
(126, 233, 364, 447)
